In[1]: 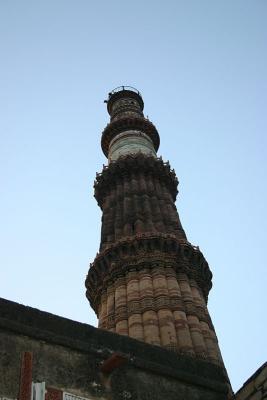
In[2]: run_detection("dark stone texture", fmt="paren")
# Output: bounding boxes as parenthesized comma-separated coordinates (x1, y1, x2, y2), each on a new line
(0, 297, 229, 399)
(110, 367, 227, 400)
(86, 233, 212, 311)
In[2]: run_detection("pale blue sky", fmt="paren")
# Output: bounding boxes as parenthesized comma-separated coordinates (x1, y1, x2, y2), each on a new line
(0, 0, 266, 392)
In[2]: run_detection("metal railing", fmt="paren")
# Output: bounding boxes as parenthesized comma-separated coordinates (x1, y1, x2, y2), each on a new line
(108, 86, 141, 98)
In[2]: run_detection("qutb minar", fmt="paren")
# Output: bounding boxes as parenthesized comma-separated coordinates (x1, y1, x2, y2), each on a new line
(86, 86, 224, 366)
(2, 86, 265, 399)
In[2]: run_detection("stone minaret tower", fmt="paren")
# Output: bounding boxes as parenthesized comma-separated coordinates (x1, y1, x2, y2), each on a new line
(85, 86, 224, 367)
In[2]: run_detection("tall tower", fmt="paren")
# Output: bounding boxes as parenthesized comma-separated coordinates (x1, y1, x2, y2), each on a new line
(85, 87, 224, 367)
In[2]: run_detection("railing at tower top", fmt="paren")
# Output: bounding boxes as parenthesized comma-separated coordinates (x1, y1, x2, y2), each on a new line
(108, 86, 142, 98)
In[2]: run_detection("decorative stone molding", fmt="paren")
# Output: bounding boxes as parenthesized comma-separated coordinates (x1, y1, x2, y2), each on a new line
(85, 232, 212, 311)
(101, 117, 160, 157)
(94, 153, 178, 208)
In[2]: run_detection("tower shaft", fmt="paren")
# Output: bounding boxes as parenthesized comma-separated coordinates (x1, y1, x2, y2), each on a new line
(86, 87, 223, 366)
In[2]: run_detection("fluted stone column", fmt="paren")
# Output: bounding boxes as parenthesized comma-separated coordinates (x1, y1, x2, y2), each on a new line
(85, 86, 227, 371)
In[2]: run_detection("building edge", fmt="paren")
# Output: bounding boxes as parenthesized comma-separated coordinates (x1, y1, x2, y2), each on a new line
(0, 297, 229, 399)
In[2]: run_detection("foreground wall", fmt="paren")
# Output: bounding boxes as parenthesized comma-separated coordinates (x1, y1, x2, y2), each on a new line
(235, 363, 267, 400)
(0, 297, 229, 400)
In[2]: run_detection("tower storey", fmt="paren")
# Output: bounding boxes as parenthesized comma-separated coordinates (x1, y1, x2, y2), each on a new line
(85, 86, 224, 366)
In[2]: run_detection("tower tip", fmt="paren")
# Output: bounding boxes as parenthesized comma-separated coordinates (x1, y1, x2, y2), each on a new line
(105, 86, 144, 115)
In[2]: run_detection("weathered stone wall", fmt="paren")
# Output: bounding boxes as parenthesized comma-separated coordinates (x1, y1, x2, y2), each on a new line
(235, 363, 267, 400)
(0, 297, 229, 400)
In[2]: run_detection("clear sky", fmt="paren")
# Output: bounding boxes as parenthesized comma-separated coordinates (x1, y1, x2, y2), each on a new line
(0, 0, 266, 392)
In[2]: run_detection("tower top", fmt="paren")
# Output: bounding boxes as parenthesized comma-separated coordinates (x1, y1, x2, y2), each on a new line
(101, 86, 159, 161)
(105, 86, 144, 115)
